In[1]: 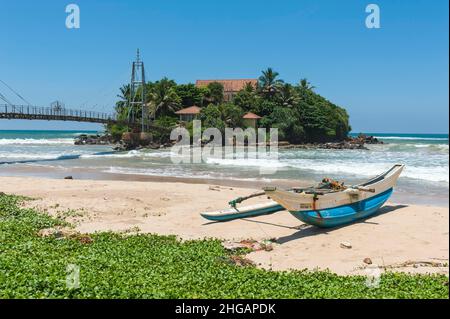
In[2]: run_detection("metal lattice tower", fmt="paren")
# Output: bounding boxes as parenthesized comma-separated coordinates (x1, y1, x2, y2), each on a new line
(128, 49, 147, 131)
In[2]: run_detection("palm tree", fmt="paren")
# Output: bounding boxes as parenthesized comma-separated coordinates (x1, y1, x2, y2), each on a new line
(115, 84, 131, 121)
(258, 67, 284, 98)
(148, 77, 181, 118)
(277, 83, 300, 108)
(299, 78, 315, 91)
(243, 82, 255, 92)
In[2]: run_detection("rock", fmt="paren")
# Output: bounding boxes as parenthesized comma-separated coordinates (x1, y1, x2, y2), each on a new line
(278, 140, 369, 151)
(363, 257, 373, 265)
(74, 134, 117, 146)
(352, 134, 384, 145)
(340, 242, 352, 249)
(64, 176, 73, 180)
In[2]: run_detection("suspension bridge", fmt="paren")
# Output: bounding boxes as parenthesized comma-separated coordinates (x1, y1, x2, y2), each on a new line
(0, 50, 162, 132)
(0, 104, 119, 125)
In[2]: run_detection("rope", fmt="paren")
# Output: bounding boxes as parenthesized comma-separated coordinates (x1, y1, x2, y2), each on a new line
(0, 80, 32, 105)
(0, 92, 13, 105)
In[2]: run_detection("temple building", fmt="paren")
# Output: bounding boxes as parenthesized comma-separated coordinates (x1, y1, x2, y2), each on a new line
(195, 79, 258, 102)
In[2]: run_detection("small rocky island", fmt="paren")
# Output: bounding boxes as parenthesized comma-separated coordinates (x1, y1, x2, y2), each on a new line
(74, 133, 172, 151)
(74, 68, 387, 152)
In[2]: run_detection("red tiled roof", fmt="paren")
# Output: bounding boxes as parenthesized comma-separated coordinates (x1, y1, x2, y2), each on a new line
(175, 106, 202, 115)
(243, 112, 261, 119)
(195, 79, 258, 92)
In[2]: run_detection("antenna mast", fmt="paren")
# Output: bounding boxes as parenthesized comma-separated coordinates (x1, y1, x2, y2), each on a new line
(129, 49, 147, 131)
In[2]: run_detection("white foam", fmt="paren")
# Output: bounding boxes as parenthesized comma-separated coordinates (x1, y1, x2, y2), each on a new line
(0, 138, 74, 145)
(80, 149, 175, 159)
(0, 153, 60, 160)
(373, 136, 448, 141)
(103, 166, 273, 182)
(205, 157, 287, 168)
(283, 160, 449, 183)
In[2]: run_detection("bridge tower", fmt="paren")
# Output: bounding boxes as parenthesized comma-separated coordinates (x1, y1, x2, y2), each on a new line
(128, 49, 148, 132)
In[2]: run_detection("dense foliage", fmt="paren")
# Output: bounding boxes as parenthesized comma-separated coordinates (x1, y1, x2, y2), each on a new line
(111, 68, 351, 143)
(0, 194, 447, 299)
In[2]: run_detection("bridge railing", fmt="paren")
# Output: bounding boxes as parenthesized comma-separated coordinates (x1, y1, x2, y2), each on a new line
(0, 104, 117, 122)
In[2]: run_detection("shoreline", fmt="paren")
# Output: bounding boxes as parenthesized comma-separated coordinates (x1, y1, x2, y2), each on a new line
(1, 175, 448, 276)
(0, 165, 448, 207)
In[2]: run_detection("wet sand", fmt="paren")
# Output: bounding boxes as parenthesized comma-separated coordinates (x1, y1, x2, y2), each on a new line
(0, 164, 448, 207)
(1, 175, 448, 275)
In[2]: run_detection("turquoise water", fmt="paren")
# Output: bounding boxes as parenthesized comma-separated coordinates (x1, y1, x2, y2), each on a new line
(0, 130, 100, 139)
(350, 132, 448, 144)
(0, 130, 448, 205)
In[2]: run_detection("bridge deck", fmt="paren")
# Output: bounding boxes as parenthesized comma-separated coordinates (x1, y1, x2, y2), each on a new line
(0, 104, 116, 124)
(0, 104, 171, 133)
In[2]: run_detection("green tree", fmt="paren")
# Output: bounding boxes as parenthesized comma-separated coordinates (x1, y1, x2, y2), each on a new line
(261, 107, 304, 143)
(175, 83, 204, 107)
(115, 84, 131, 121)
(147, 77, 181, 118)
(233, 84, 259, 113)
(203, 82, 224, 105)
(276, 83, 300, 108)
(258, 68, 284, 98)
(220, 103, 244, 128)
(299, 78, 315, 91)
(199, 104, 225, 132)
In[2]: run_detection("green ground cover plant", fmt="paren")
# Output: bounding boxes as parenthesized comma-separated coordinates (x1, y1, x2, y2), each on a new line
(0, 194, 447, 299)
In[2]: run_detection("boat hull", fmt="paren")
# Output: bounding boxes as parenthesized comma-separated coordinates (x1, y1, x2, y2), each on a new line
(290, 188, 393, 228)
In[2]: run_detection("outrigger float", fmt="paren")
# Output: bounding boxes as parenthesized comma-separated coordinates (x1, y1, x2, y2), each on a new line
(201, 164, 404, 228)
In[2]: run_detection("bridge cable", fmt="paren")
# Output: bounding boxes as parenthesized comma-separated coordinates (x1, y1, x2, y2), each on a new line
(79, 67, 131, 111)
(0, 91, 14, 106)
(0, 79, 32, 105)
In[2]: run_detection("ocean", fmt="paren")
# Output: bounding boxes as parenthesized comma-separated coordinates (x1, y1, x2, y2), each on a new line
(0, 130, 448, 205)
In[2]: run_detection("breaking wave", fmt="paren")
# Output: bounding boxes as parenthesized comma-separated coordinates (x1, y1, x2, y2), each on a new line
(0, 138, 75, 145)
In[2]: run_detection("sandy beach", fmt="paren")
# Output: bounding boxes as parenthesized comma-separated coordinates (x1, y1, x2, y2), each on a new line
(1, 175, 448, 276)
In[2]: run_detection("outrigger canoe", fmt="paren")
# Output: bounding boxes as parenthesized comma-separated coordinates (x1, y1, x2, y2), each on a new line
(264, 164, 404, 228)
(201, 164, 404, 228)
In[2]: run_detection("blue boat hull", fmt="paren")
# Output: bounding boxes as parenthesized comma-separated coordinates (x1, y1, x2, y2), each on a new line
(290, 188, 393, 228)
(201, 204, 284, 222)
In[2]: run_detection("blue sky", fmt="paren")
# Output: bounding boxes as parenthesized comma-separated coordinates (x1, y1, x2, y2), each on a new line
(0, 0, 448, 133)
